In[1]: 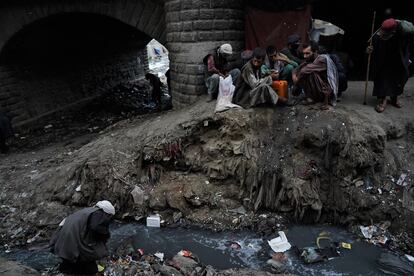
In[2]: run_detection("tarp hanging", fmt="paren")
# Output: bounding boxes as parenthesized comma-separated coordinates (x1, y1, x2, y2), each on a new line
(245, 6, 312, 51)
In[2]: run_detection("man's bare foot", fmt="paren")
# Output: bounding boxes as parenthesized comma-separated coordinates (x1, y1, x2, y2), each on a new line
(388, 99, 402, 108)
(301, 98, 314, 105)
(321, 104, 330, 111)
(278, 96, 288, 104)
(375, 98, 387, 113)
(375, 102, 386, 113)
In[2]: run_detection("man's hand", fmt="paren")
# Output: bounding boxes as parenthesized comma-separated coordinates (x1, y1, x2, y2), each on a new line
(270, 71, 279, 80)
(276, 54, 290, 63)
(292, 72, 298, 83)
(366, 46, 374, 54)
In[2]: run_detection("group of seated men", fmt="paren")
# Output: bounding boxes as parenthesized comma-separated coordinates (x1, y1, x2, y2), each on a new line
(204, 34, 345, 111)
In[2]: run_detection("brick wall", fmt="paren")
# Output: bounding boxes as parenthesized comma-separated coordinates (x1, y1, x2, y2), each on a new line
(164, 0, 245, 107)
(0, 66, 31, 124)
(80, 47, 149, 97)
(0, 47, 148, 125)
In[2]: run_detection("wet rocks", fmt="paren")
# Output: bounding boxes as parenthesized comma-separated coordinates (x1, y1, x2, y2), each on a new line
(0, 257, 40, 276)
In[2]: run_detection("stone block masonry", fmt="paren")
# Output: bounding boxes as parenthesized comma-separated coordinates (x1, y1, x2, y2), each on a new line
(164, 0, 245, 108)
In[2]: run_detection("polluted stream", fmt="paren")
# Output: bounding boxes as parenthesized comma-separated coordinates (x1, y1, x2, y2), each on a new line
(0, 223, 401, 275)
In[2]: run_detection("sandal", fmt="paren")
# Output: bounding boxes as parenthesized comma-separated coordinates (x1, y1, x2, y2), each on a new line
(388, 99, 402, 108)
(375, 103, 386, 113)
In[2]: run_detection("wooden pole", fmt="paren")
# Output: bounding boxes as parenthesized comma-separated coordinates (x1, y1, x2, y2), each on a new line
(364, 11, 376, 105)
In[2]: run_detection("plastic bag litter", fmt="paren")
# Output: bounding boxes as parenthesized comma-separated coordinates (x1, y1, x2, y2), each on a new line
(405, 254, 414, 262)
(300, 247, 326, 264)
(340, 242, 352, 250)
(227, 241, 241, 250)
(299, 245, 340, 264)
(377, 252, 414, 275)
(154, 252, 164, 261)
(178, 249, 193, 258)
(359, 225, 377, 239)
(268, 231, 291, 252)
(215, 75, 241, 113)
(396, 173, 408, 187)
(97, 264, 105, 272)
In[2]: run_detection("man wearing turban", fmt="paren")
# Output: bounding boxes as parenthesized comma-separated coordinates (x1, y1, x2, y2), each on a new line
(50, 200, 115, 275)
(369, 18, 414, 112)
(203, 43, 241, 101)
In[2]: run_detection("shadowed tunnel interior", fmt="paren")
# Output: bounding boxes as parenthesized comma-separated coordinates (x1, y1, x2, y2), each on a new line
(0, 13, 152, 123)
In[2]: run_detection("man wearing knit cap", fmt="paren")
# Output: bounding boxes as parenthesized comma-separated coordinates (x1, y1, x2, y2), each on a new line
(368, 18, 414, 112)
(50, 200, 115, 275)
(203, 43, 241, 101)
(281, 33, 303, 65)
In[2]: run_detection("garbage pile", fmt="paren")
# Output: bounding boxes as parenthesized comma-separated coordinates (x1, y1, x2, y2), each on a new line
(99, 249, 252, 276)
(102, 250, 164, 275)
(358, 222, 392, 246)
(99, 79, 172, 114)
(263, 227, 414, 275)
(265, 230, 352, 273)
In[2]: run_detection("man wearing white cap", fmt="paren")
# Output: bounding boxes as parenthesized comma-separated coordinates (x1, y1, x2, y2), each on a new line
(203, 43, 241, 101)
(50, 200, 115, 275)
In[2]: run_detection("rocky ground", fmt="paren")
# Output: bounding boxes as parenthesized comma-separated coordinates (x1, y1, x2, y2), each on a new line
(0, 80, 414, 274)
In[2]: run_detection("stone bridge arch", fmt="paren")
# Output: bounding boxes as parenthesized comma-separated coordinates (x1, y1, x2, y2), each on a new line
(0, 0, 245, 125)
(0, 0, 166, 125)
(0, 0, 166, 52)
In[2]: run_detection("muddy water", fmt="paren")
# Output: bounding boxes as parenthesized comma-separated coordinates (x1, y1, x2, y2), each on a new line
(1, 224, 392, 275)
(108, 223, 265, 269)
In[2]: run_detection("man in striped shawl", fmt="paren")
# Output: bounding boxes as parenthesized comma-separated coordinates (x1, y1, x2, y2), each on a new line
(232, 47, 286, 108)
(293, 41, 338, 110)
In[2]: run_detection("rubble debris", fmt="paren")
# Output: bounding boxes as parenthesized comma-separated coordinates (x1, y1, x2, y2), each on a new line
(360, 225, 377, 239)
(396, 173, 408, 187)
(227, 241, 241, 250)
(99, 79, 171, 114)
(358, 224, 391, 246)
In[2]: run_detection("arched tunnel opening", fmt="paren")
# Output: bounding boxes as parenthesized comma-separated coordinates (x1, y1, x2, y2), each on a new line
(0, 12, 171, 149)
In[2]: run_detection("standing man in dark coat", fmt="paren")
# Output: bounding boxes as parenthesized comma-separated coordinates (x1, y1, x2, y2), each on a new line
(0, 112, 13, 154)
(50, 200, 115, 275)
(369, 18, 414, 113)
(145, 72, 162, 109)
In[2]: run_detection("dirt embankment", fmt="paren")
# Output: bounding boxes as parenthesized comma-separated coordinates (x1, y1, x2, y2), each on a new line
(0, 81, 413, 255)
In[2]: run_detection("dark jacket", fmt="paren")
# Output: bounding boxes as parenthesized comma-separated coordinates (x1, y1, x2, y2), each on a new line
(50, 207, 110, 262)
(0, 112, 13, 140)
(372, 20, 414, 80)
(0, 112, 13, 153)
(203, 51, 229, 76)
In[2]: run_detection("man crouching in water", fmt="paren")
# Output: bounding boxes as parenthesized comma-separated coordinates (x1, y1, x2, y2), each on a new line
(50, 200, 115, 275)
